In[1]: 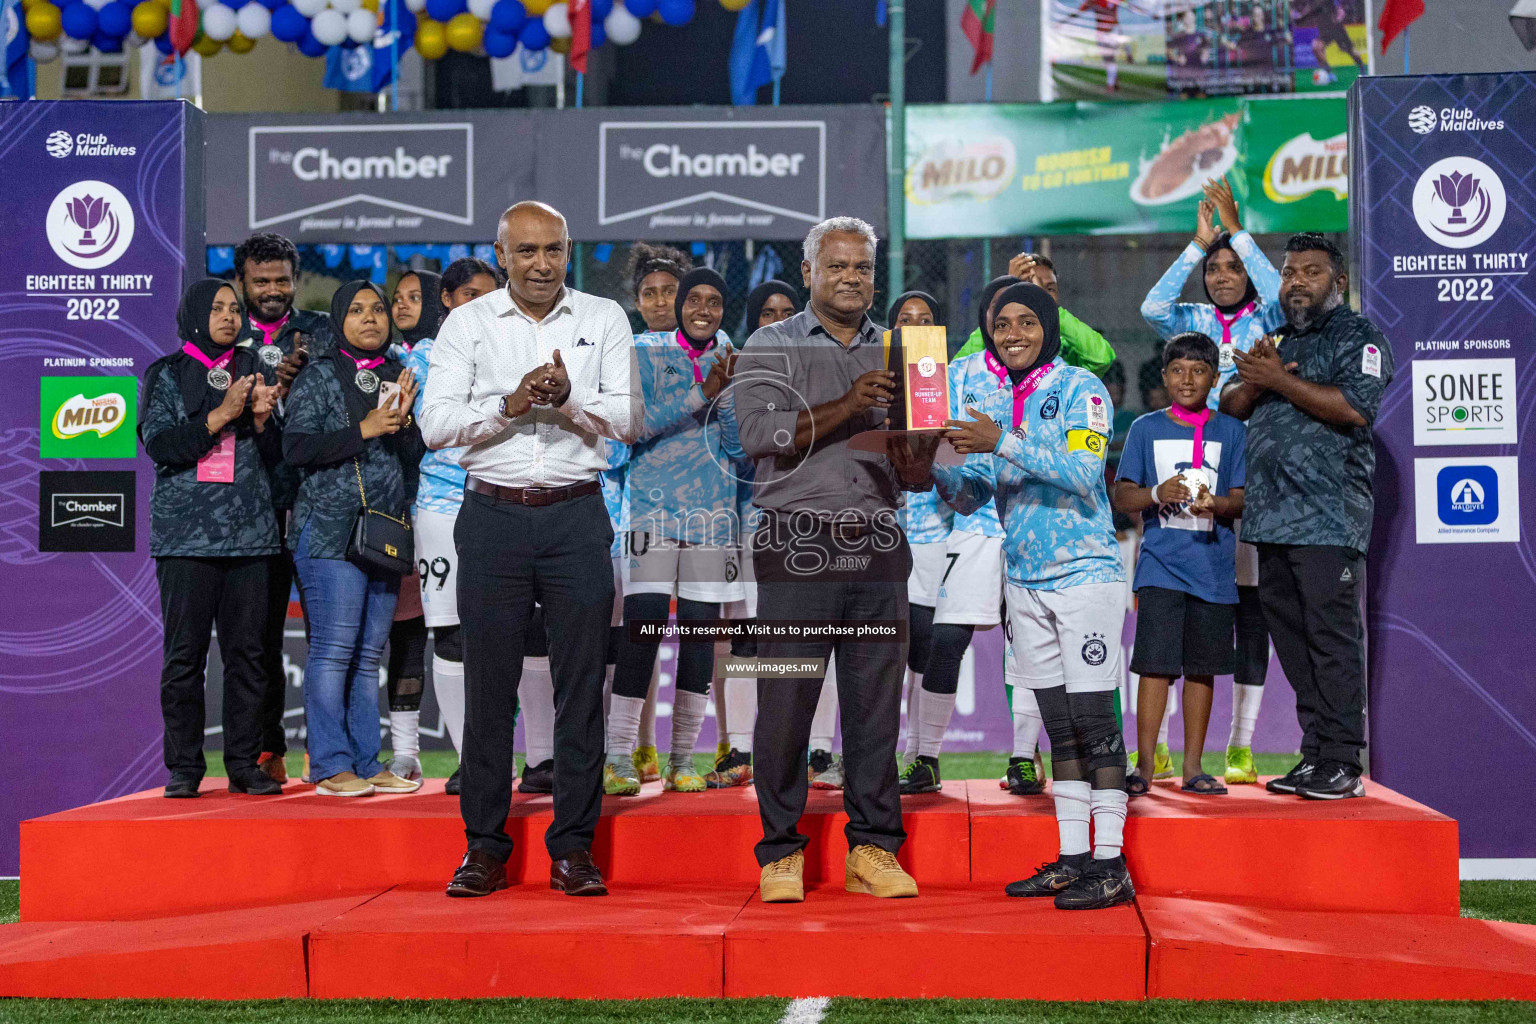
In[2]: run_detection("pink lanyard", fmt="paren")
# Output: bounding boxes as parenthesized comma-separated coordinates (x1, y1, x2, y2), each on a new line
(251, 312, 289, 350)
(1212, 300, 1256, 350)
(675, 330, 712, 384)
(984, 352, 1056, 428)
(181, 342, 234, 373)
(1167, 404, 1212, 469)
(340, 349, 385, 373)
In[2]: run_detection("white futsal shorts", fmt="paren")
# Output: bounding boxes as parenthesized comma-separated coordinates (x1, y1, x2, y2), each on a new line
(934, 530, 1004, 627)
(722, 532, 758, 620)
(414, 507, 460, 628)
(621, 530, 746, 605)
(1004, 579, 1125, 694)
(908, 539, 947, 606)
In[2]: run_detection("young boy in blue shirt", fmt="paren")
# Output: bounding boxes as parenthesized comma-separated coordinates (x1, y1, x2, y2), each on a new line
(1113, 332, 1246, 795)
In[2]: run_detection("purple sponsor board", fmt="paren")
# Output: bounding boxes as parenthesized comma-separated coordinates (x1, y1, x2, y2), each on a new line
(1352, 73, 1535, 859)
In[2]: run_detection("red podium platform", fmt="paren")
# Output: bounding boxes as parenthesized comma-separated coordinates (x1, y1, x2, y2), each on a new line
(5, 775, 1534, 1001)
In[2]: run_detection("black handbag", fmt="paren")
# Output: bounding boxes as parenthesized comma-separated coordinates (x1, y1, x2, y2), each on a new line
(347, 457, 413, 575)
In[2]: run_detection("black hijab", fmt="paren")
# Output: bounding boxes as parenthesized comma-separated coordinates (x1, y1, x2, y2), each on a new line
(976, 274, 1021, 345)
(745, 279, 799, 334)
(674, 267, 728, 347)
(1201, 231, 1259, 315)
(985, 282, 1061, 385)
(328, 280, 397, 417)
(395, 270, 444, 347)
(887, 290, 941, 328)
(175, 278, 246, 416)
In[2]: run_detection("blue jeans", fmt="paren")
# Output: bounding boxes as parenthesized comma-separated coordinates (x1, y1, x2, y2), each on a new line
(293, 522, 399, 781)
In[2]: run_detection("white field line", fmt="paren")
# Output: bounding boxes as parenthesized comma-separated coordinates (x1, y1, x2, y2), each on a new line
(779, 996, 831, 1024)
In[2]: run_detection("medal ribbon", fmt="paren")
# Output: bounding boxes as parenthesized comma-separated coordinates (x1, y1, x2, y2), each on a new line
(1212, 300, 1256, 350)
(983, 352, 1056, 428)
(340, 349, 385, 373)
(1167, 404, 1212, 469)
(675, 330, 712, 384)
(181, 342, 235, 373)
(252, 312, 289, 350)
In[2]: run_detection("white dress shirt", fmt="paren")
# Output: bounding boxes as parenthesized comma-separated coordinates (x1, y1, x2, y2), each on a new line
(420, 285, 642, 488)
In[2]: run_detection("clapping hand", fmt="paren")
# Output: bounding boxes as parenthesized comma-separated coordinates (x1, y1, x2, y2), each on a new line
(1232, 335, 1297, 392)
(529, 350, 571, 407)
(1195, 198, 1218, 250)
(251, 379, 277, 431)
(208, 374, 255, 434)
(701, 341, 735, 401)
(274, 337, 308, 396)
(944, 407, 1004, 455)
(1203, 175, 1242, 234)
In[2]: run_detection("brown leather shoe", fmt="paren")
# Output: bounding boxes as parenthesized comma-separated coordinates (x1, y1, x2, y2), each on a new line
(446, 850, 507, 898)
(550, 850, 608, 896)
(257, 751, 288, 784)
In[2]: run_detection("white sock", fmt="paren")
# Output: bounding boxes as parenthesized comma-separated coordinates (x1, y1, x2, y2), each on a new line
(1053, 779, 1092, 857)
(389, 710, 419, 764)
(602, 662, 615, 727)
(1107, 61, 1118, 88)
(432, 654, 465, 754)
(713, 641, 732, 742)
(810, 665, 838, 752)
(903, 671, 923, 761)
(639, 666, 658, 748)
(1157, 700, 1172, 746)
(607, 694, 645, 761)
(917, 689, 956, 760)
(1230, 683, 1264, 749)
(1091, 787, 1129, 860)
(670, 689, 709, 765)
(518, 656, 555, 767)
(725, 676, 756, 752)
(1011, 685, 1043, 759)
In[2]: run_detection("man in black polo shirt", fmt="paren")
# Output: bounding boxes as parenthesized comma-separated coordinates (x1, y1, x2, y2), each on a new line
(1222, 233, 1393, 801)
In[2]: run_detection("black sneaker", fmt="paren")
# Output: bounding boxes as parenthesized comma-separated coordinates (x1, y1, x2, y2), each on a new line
(163, 774, 202, 799)
(1265, 759, 1319, 794)
(706, 748, 753, 788)
(519, 758, 554, 794)
(1005, 755, 1045, 796)
(900, 755, 942, 795)
(1005, 858, 1085, 897)
(227, 769, 283, 795)
(445, 767, 462, 796)
(1295, 760, 1365, 801)
(1054, 856, 1136, 910)
(806, 748, 834, 784)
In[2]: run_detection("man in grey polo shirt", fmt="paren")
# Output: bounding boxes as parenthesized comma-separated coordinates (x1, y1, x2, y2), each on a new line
(734, 216, 936, 904)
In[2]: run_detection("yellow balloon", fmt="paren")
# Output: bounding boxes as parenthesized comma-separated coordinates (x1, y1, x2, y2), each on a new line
(227, 29, 254, 52)
(521, 0, 552, 14)
(415, 18, 447, 58)
(192, 33, 222, 55)
(444, 10, 481, 51)
(130, 0, 168, 38)
(549, 34, 569, 53)
(360, 0, 378, 10)
(25, 2, 62, 41)
(720, 0, 751, 10)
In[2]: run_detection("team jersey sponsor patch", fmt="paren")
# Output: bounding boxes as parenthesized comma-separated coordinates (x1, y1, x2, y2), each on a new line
(1362, 343, 1382, 378)
(1084, 394, 1110, 433)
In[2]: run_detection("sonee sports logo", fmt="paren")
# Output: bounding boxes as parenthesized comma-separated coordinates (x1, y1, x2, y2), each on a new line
(1081, 632, 1108, 667)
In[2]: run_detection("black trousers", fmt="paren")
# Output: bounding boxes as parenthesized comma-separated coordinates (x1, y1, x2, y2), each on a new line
(751, 523, 909, 867)
(155, 556, 270, 778)
(1234, 584, 1270, 688)
(258, 510, 297, 754)
(456, 488, 613, 862)
(1256, 543, 1366, 767)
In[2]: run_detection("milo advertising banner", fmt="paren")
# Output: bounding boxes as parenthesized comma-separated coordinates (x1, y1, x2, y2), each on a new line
(0, 100, 204, 875)
(905, 95, 1345, 239)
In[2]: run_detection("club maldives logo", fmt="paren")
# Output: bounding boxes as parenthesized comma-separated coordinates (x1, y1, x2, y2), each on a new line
(39, 377, 138, 458)
(1411, 157, 1506, 250)
(45, 180, 136, 269)
(46, 130, 73, 157)
(1408, 106, 1437, 135)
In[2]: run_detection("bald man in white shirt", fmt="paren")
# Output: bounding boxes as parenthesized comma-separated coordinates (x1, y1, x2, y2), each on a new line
(422, 202, 641, 899)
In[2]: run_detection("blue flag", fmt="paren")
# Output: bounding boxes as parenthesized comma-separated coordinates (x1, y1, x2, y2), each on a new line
(3, 0, 32, 100)
(323, 6, 407, 94)
(728, 0, 785, 106)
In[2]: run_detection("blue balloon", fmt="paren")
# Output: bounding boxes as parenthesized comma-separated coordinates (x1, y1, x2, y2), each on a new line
(424, 0, 465, 23)
(656, 0, 692, 25)
(588, 17, 605, 46)
(623, 0, 654, 18)
(258, 0, 286, 10)
(225, 0, 250, 8)
(488, 0, 524, 34)
(297, 30, 327, 55)
(517, 17, 547, 49)
(591, 0, 612, 17)
(96, 1, 132, 36)
(483, 25, 516, 57)
(154, 30, 172, 53)
(60, 3, 99, 40)
(270, 4, 307, 41)
(91, 30, 123, 51)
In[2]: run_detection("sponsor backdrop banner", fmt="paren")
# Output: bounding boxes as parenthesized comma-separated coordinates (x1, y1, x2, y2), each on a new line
(205, 106, 885, 245)
(1352, 73, 1534, 859)
(0, 100, 204, 875)
(905, 95, 1346, 239)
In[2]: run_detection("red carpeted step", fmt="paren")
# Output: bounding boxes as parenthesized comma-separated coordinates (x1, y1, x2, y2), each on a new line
(1142, 895, 1536, 1000)
(21, 779, 971, 920)
(0, 895, 379, 999)
(967, 779, 1460, 914)
(308, 883, 754, 999)
(724, 885, 1146, 999)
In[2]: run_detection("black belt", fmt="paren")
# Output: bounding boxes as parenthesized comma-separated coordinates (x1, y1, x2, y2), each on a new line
(467, 477, 600, 507)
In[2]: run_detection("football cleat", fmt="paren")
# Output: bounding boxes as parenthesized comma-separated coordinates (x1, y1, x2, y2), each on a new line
(633, 745, 661, 784)
(1224, 745, 1258, 785)
(663, 756, 707, 793)
(603, 759, 641, 796)
(808, 750, 845, 790)
(1004, 755, 1045, 796)
(1054, 856, 1135, 910)
(899, 755, 942, 795)
(1005, 859, 1084, 897)
(706, 748, 753, 788)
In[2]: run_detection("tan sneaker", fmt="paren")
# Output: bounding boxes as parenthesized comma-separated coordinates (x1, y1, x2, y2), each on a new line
(759, 850, 805, 903)
(316, 772, 374, 797)
(846, 844, 918, 898)
(367, 769, 423, 793)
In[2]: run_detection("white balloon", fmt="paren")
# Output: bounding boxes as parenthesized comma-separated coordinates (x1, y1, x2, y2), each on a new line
(200, 3, 238, 40)
(125, 30, 144, 46)
(346, 7, 374, 41)
(604, 6, 639, 44)
(542, 2, 569, 38)
(236, 3, 270, 37)
(291, 0, 326, 17)
(329, 0, 360, 13)
(466, 0, 494, 19)
(310, 7, 347, 44)
(60, 35, 90, 52)
(404, 0, 425, 11)
(30, 40, 61, 61)
(82, 0, 110, 10)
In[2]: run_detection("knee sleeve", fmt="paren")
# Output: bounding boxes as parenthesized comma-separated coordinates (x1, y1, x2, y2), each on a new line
(1069, 689, 1127, 787)
(1035, 685, 1083, 771)
(606, 624, 622, 666)
(433, 623, 462, 663)
(730, 620, 758, 659)
(387, 616, 427, 683)
(613, 593, 669, 699)
(674, 598, 718, 696)
(921, 623, 974, 695)
(388, 671, 423, 712)
(525, 604, 549, 658)
(907, 602, 935, 674)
